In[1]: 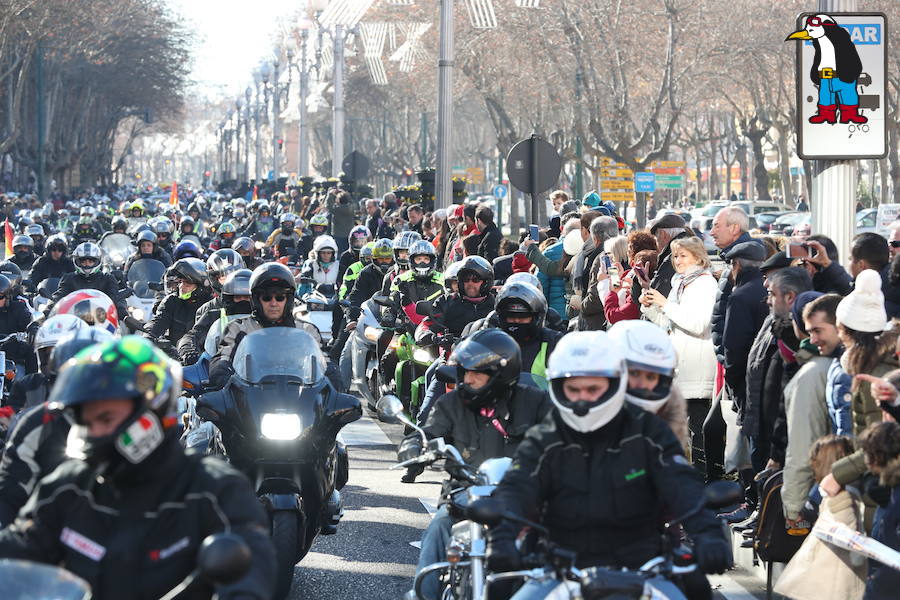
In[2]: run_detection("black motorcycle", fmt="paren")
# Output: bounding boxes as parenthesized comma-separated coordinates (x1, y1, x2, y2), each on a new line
(190, 327, 361, 599)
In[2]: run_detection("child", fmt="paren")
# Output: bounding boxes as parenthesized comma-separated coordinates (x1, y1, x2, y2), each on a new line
(801, 434, 855, 524)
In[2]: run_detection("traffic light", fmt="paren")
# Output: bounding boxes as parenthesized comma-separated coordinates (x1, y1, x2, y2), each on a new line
(403, 168, 413, 177)
(277, 138, 284, 150)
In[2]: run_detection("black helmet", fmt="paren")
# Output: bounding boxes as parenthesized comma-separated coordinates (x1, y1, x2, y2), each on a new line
(206, 248, 243, 292)
(0, 274, 11, 297)
(450, 328, 521, 409)
(455, 256, 494, 298)
(135, 229, 157, 249)
(112, 216, 127, 232)
(46, 234, 68, 253)
(249, 262, 296, 325)
(47, 336, 181, 478)
(171, 258, 207, 286)
(222, 268, 253, 315)
(496, 281, 547, 343)
(180, 216, 195, 233)
(0, 261, 22, 297)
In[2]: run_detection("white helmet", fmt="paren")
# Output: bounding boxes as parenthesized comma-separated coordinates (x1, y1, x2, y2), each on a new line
(607, 320, 676, 413)
(547, 331, 628, 433)
(36, 314, 87, 350)
(313, 234, 338, 256)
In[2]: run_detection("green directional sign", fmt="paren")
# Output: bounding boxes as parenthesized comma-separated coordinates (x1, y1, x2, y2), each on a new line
(655, 174, 684, 189)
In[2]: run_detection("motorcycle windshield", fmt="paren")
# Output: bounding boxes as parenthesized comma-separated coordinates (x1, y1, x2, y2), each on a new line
(127, 258, 165, 299)
(232, 327, 326, 385)
(100, 233, 135, 266)
(0, 560, 91, 600)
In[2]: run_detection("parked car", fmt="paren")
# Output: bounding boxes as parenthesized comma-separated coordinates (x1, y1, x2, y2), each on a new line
(783, 213, 811, 237)
(770, 211, 805, 236)
(856, 208, 878, 234)
(752, 211, 791, 234)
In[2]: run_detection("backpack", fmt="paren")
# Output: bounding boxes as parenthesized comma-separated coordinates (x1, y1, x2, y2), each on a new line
(754, 469, 807, 563)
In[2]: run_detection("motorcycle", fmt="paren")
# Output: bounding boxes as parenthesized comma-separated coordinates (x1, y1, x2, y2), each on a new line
(461, 481, 742, 600)
(378, 395, 509, 600)
(349, 299, 384, 412)
(30, 277, 59, 316)
(0, 532, 252, 600)
(188, 327, 361, 599)
(294, 280, 343, 348)
(99, 233, 135, 270)
(125, 258, 165, 330)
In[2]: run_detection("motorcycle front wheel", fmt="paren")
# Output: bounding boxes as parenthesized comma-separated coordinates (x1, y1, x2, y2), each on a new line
(271, 511, 300, 599)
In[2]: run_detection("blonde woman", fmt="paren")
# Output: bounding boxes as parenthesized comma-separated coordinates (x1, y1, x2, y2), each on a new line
(640, 236, 718, 469)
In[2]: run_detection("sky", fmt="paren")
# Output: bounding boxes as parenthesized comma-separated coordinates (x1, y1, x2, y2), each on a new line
(168, 0, 303, 98)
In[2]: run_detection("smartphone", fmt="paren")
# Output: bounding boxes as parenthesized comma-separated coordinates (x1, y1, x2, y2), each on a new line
(529, 224, 540, 242)
(632, 265, 650, 288)
(787, 243, 813, 259)
(604, 255, 620, 287)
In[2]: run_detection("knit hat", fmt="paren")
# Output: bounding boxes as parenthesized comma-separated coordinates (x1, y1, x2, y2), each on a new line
(836, 269, 888, 332)
(792, 291, 824, 330)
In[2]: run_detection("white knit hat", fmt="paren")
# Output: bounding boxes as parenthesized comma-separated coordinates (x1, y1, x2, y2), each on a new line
(836, 269, 888, 332)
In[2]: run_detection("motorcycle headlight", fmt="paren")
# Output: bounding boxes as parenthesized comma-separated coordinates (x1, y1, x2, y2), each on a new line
(363, 326, 382, 342)
(413, 348, 433, 363)
(128, 306, 145, 322)
(260, 413, 303, 441)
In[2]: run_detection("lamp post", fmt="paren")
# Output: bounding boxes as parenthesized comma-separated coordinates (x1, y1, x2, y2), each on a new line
(271, 52, 283, 181)
(295, 22, 313, 178)
(435, 0, 454, 209)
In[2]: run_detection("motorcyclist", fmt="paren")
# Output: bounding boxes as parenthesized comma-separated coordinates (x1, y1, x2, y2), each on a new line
(0, 260, 27, 303)
(151, 216, 176, 255)
(265, 213, 305, 259)
(9, 234, 37, 271)
(124, 229, 173, 273)
(339, 241, 374, 301)
(144, 258, 213, 352)
(25, 224, 46, 256)
(402, 328, 552, 599)
(99, 216, 128, 242)
(232, 236, 263, 270)
(50, 242, 128, 322)
(389, 239, 443, 325)
(172, 238, 203, 261)
(208, 262, 322, 388)
(0, 273, 37, 373)
(343, 239, 394, 325)
(485, 331, 731, 598)
(70, 216, 99, 248)
(28, 234, 75, 288)
(239, 203, 276, 241)
(208, 221, 237, 252)
(176, 215, 197, 240)
(380, 230, 421, 294)
(301, 235, 340, 290)
(338, 225, 371, 284)
(0, 327, 113, 528)
(0, 336, 276, 600)
(430, 256, 496, 337)
(178, 265, 250, 364)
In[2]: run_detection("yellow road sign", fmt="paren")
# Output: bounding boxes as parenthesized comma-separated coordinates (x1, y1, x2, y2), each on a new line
(601, 179, 634, 190)
(600, 168, 634, 178)
(465, 167, 485, 184)
(599, 157, 627, 168)
(651, 161, 687, 168)
(601, 192, 635, 202)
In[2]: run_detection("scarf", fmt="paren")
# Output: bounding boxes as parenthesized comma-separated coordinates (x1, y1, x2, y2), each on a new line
(673, 266, 710, 302)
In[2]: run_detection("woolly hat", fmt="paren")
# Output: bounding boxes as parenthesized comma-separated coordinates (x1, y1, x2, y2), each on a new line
(792, 291, 824, 330)
(836, 269, 887, 333)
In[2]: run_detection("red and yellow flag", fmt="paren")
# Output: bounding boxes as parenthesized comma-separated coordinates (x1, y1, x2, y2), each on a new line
(169, 181, 178, 206)
(252, 185, 258, 201)
(4, 219, 13, 257)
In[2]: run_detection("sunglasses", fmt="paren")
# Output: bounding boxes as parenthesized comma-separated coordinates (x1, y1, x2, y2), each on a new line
(890, 241, 900, 248)
(260, 294, 287, 302)
(0, 295, 7, 301)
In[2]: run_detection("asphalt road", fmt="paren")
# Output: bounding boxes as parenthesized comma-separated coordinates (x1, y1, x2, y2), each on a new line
(285, 410, 774, 600)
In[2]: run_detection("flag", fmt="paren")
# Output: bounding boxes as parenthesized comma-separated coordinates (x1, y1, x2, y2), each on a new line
(252, 185, 258, 201)
(4, 219, 12, 258)
(169, 181, 178, 206)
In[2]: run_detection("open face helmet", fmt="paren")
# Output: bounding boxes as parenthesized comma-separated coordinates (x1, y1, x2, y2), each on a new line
(313, 235, 338, 263)
(222, 268, 252, 316)
(455, 256, 494, 298)
(496, 281, 547, 343)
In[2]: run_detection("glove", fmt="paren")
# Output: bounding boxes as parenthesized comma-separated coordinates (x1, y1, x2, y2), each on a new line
(124, 315, 144, 331)
(397, 441, 422, 463)
(486, 538, 521, 572)
(694, 535, 732, 574)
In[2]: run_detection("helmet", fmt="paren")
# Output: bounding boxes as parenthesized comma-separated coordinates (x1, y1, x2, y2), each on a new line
(313, 235, 338, 259)
(393, 231, 422, 266)
(455, 255, 494, 297)
(151, 217, 174, 239)
(249, 262, 296, 325)
(444, 261, 463, 293)
(47, 336, 182, 475)
(217, 221, 237, 242)
(25, 224, 44, 240)
(279, 213, 296, 227)
(607, 320, 676, 413)
(179, 216, 195, 233)
(309, 214, 329, 232)
(0, 262, 22, 296)
(348, 225, 370, 250)
(73, 242, 103, 275)
(496, 282, 547, 343)
(112, 216, 128, 232)
(172, 239, 202, 260)
(46, 234, 68, 253)
(506, 271, 542, 292)
(408, 240, 437, 279)
(47, 327, 116, 378)
(206, 248, 243, 291)
(187, 202, 201, 217)
(257, 204, 271, 217)
(232, 236, 254, 255)
(135, 229, 158, 248)
(371, 238, 394, 273)
(129, 200, 144, 217)
(12, 234, 33, 250)
(232, 207, 246, 220)
(51, 289, 119, 334)
(547, 331, 627, 433)
(360, 241, 375, 264)
(35, 315, 87, 374)
(222, 268, 252, 315)
(449, 328, 521, 410)
(171, 258, 207, 286)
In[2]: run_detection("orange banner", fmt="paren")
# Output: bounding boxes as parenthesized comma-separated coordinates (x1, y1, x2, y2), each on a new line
(169, 181, 178, 206)
(4, 219, 13, 257)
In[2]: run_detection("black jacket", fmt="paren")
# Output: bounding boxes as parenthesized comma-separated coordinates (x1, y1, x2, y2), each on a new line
(649, 231, 692, 298)
(0, 300, 32, 337)
(124, 249, 172, 272)
(50, 271, 127, 318)
(7, 372, 50, 413)
(9, 252, 36, 272)
(491, 406, 724, 569)
(880, 263, 900, 320)
(398, 383, 551, 468)
(0, 403, 69, 526)
(812, 261, 852, 296)
(145, 287, 214, 345)
(711, 232, 759, 363)
(477, 222, 503, 263)
(344, 264, 390, 321)
(432, 292, 496, 337)
(337, 249, 359, 286)
(722, 265, 769, 407)
(0, 438, 275, 600)
(177, 296, 224, 363)
(29, 254, 75, 287)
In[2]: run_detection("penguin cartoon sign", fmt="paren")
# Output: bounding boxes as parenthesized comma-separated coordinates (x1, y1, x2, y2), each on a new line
(787, 12, 887, 160)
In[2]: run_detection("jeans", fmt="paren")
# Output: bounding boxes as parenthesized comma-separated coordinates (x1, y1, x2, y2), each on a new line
(338, 332, 354, 393)
(818, 76, 859, 106)
(416, 505, 453, 600)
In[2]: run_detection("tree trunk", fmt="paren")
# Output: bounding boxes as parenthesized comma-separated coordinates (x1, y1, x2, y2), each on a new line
(748, 131, 770, 200)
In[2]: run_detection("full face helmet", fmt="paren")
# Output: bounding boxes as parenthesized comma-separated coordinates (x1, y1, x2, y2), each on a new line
(606, 320, 677, 413)
(34, 314, 87, 375)
(495, 281, 547, 343)
(309, 214, 329, 237)
(72, 242, 103, 276)
(392, 231, 422, 267)
(206, 248, 243, 292)
(449, 328, 521, 410)
(222, 268, 253, 316)
(51, 289, 119, 334)
(217, 222, 237, 247)
(359, 241, 375, 264)
(172, 239, 202, 260)
(408, 240, 437, 280)
(370, 238, 394, 274)
(348, 225, 371, 251)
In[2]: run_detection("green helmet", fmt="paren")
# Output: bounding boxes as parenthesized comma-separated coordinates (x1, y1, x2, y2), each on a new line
(371, 238, 393, 260)
(360, 241, 376, 263)
(48, 336, 182, 473)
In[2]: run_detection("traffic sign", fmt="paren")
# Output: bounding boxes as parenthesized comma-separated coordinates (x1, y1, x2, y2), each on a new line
(466, 167, 485, 185)
(600, 168, 634, 178)
(655, 174, 684, 182)
(651, 161, 687, 168)
(601, 192, 635, 202)
(493, 184, 508, 199)
(506, 136, 562, 194)
(601, 179, 634, 191)
(790, 12, 887, 159)
(599, 157, 628, 167)
(651, 167, 684, 175)
(341, 151, 370, 181)
(635, 172, 656, 193)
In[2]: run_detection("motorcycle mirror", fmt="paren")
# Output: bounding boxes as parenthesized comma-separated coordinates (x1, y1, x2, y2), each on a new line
(415, 300, 432, 317)
(376, 395, 405, 424)
(435, 365, 457, 384)
(338, 299, 351, 308)
(465, 498, 505, 527)
(196, 533, 252, 585)
(704, 480, 743, 510)
(299, 277, 316, 285)
(372, 295, 392, 308)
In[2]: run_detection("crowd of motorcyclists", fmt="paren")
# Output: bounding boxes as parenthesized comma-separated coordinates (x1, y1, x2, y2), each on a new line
(0, 183, 821, 600)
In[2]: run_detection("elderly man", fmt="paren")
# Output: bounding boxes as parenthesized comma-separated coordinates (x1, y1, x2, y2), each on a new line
(579, 216, 620, 331)
(889, 221, 900, 260)
(649, 213, 694, 297)
(365, 198, 392, 239)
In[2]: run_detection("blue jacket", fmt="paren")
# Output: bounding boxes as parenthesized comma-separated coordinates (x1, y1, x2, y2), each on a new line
(535, 240, 567, 317)
(721, 265, 768, 405)
(866, 458, 900, 599)
(825, 354, 853, 436)
(711, 232, 761, 363)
